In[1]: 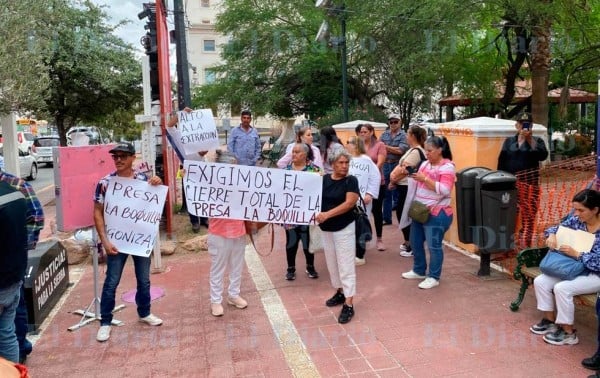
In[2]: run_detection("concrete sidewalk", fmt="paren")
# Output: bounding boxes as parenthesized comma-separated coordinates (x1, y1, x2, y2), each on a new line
(27, 207, 595, 377)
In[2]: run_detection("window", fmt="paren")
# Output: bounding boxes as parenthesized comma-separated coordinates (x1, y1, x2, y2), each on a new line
(204, 69, 216, 84)
(203, 39, 216, 52)
(201, 0, 210, 7)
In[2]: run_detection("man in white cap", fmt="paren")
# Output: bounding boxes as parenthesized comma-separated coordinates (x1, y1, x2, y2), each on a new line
(94, 142, 164, 342)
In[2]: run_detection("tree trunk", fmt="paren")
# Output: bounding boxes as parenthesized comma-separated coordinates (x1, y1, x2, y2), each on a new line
(530, 18, 552, 127)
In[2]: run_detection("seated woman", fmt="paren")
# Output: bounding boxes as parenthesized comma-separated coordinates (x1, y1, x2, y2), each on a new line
(530, 189, 600, 346)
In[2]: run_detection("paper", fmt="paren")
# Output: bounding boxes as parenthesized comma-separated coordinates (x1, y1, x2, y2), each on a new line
(556, 225, 595, 253)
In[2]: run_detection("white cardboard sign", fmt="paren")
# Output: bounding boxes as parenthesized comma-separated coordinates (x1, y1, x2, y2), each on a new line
(183, 161, 322, 225)
(103, 177, 168, 257)
(178, 109, 220, 155)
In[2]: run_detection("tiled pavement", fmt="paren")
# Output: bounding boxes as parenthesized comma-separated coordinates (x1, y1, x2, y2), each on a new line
(27, 196, 596, 377)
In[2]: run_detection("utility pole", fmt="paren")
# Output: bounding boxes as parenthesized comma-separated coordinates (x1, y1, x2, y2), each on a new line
(173, 0, 191, 110)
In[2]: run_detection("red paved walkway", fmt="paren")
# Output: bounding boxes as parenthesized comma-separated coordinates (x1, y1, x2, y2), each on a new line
(27, 200, 595, 377)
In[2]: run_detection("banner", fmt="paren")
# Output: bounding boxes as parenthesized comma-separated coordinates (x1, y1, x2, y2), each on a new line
(178, 109, 220, 155)
(103, 177, 168, 257)
(184, 161, 322, 225)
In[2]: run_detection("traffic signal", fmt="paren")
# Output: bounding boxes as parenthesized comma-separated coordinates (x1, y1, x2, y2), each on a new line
(138, 3, 159, 101)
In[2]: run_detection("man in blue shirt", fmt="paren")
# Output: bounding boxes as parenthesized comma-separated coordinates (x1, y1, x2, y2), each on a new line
(227, 110, 261, 166)
(379, 114, 409, 225)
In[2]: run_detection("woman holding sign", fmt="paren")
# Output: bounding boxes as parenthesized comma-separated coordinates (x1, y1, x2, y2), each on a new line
(282, 143, 322, 281)
(316, 150, 359, 324)
(530, 189, 600, 346)
(206, 151, 249, 317)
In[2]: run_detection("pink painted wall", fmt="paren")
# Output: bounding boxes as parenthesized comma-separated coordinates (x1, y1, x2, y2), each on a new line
(55, 145, 116, 232)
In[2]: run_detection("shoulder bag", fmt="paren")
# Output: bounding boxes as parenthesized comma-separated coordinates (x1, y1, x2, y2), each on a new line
(354, 194, 373, 248)
(539, 250, 588, 280)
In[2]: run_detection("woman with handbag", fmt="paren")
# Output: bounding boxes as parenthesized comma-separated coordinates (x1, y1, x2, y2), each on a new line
(401, 135, 455, 289)
(281, 143, 322, 281)
(316, 149, 360, 324)
(389, 125, 428, 257)
(530, 189, 600, 346)
(346, 136, 381, 265)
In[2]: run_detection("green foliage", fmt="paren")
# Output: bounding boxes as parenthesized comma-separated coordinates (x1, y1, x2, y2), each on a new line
(37, 0, 142, 145)
(315, 103, 389, 129)
(554, 133, 593, 157)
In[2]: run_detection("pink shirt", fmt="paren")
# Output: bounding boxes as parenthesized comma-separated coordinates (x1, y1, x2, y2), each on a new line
(414, 159, 455, 215)
(366, 141, 386, 185)
(208, 218, 246, 238)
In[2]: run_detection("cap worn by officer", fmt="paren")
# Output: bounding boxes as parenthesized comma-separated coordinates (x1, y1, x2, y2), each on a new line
(517, 112, 532, 122)
(109, 142, 135, 155)
(388, 113, 401, 120)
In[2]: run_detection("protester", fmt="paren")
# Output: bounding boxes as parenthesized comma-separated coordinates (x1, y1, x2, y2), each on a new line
(379, 114, 409, 226)
(316, 150, 359, 324)
(319, 126, 345, 174)
(167, 108, 208, 232)
(346, 136, 380, 265)
(281, 143, 322, 280)
(497, 112, 548, 247)
(357, 123, 387, 251)
(0, 167, 44, 364)
(390, 125, 428, 257)
(401, 135, 455, 289)
(277, 127, 323, 169)
(207, 150, 249, 317)
(94, 142, 164, 342)
(227, 110, 261, 167)
(529, 189, 600, 346)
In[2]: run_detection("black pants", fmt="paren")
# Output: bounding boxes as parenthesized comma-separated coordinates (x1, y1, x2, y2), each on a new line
(371, 185, 385, 238)
(285, 225, 314, 268)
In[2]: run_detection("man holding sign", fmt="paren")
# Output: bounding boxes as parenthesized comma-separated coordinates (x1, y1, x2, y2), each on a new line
(94, 142, 164, 342)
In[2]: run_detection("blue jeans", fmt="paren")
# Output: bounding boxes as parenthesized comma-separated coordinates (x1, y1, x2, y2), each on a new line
(382, 162, 398, 223)
(100, 253, 151, 326)
(410, 209, 453, 280)
(0, 282, 21, 363)
(15, 284, 32, 360)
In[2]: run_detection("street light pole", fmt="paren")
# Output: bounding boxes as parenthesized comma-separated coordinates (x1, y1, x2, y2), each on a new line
(340, 5, 349, 122)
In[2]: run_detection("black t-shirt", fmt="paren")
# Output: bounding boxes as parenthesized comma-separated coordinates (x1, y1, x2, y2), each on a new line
(319, 174, 360, 232)
(0, 181, 28, 289)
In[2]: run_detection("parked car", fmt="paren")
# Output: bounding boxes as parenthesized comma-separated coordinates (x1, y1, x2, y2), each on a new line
(33, 135, 60, 166)
(17, 131, 36, 153)
(0, 146, 38, 180)
(66, 126, 104, 145)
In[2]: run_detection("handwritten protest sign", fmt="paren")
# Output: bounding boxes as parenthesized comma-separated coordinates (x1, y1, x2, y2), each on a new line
(103, 177, 168, 257)
(178, 109, 220, 155)
(184, 161, 322, 225)
(166, 126, 206, 161)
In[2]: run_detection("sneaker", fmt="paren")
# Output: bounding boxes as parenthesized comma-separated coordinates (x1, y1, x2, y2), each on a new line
(582, 352, 600, 370)
(306, 265, 319, 279)
(325, 291, 345, 307)
(139, 314, 163, 326)
(191, 223, 201, 233)
(418, 277, 439, 289)
(96, 325, 111, 342)
(402, 270, 426, 279)
(399, 243, 410, 252)
(383, 221, 393, 226)
(530, 318, 559, 335)
(355, 257, 366, 266)
(399, 250, 413, 257)
(227, 296, 248, 309)
(543, 327, 579, 345)
(338, 304, 354, 324)
(211, 303, 224, 317)
(286, 267, 296, 281)
(376, 240, 386, 251)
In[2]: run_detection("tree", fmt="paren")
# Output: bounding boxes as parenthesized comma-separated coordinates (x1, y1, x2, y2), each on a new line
(39, 0, 142, 145)
(0, 0, 52, 113)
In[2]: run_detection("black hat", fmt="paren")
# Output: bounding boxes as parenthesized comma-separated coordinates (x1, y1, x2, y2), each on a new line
(517, 112, 532, 122)
(109, 142, 135, 155)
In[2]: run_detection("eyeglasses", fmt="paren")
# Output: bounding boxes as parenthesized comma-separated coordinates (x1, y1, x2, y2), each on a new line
(389, 120, 399, 124)
(111, 154, 131, 161)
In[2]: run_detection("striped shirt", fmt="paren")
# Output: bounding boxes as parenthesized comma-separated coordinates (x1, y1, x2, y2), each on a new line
(414, 159, 455, 215)
(0, 171, 44, 250)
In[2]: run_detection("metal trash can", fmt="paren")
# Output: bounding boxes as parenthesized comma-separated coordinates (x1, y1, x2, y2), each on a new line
(456, 167, 491, 244)
(474, 170, 518, 253)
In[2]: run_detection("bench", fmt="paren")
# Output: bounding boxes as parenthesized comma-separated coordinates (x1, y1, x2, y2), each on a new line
(510, 246, 597, 311)
(261, 142, 284, 167)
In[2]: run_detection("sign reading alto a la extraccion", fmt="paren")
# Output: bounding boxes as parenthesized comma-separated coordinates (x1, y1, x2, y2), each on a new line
(183, 161, 322, 225)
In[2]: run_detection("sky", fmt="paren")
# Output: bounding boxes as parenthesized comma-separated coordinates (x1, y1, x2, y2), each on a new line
(92, 0, 151, 52)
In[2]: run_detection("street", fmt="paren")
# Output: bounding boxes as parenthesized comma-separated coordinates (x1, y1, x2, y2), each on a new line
(31, 165, 55, 206)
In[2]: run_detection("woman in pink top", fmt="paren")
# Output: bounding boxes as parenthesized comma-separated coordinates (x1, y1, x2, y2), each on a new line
(207, 151, 249, 317)
(401, 136, 455, 289)
(357, 124, 387, 251)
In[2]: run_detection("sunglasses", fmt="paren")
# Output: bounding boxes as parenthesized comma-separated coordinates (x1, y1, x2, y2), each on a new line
(111, 154, 132, 161)
(389, 120, 399, 124)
